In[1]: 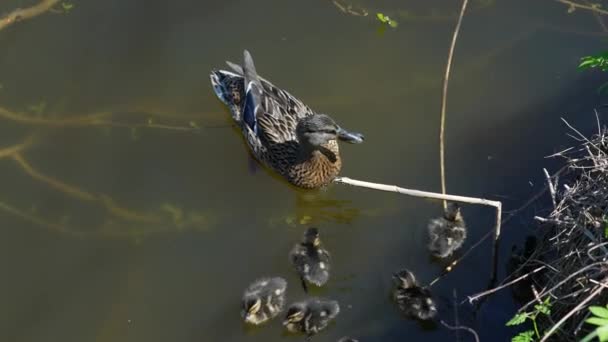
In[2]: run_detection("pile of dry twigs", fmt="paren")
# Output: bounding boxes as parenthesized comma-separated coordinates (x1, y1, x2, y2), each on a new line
(513, 120, 608, 340)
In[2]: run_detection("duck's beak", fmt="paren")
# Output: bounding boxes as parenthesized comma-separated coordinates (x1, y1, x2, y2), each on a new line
(337, 127, 364, 144)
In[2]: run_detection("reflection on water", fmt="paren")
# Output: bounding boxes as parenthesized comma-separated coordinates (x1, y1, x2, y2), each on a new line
(1, 0, 608, 341)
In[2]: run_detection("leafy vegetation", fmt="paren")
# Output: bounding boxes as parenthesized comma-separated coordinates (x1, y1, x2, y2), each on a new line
(578, 51, 608, 94)
(579, 52, 608, 71)
(506, 298, 551, 342)
(581, 305, 608, 342)
(376, 13, 398, 28)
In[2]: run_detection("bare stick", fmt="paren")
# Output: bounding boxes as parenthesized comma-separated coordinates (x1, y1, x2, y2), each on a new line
(543, 168, 557, 208)
(466, 265, 547, 304)
(555, 0, 608, 16)
(439, 0, 469, 210)
(440, 320, 480, 342)
(540, 282, 607, 342)
(0, 0, 60, 32)
(334, 176, 502, 237)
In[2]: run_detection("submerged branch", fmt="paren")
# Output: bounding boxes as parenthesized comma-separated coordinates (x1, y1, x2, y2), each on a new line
(555, 0, 608, 16)
(0, 0, 60, 32)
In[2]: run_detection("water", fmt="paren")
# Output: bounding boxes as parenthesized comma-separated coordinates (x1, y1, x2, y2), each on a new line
(1, 0, 607, 340)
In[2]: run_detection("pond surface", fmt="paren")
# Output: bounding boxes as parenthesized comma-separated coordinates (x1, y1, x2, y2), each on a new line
(1, 0, 607, 341)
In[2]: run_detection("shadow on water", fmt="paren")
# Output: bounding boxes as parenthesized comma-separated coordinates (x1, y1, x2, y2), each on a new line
(1, 0, 608, 341)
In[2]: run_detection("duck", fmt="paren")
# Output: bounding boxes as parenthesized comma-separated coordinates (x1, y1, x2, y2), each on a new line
(210, 50, 364, 189)
(283, 298, 340, 341)
(290, 227, 331, 293)
(241, 277, 287, 325)
(392, 269, 437, 320)
(427, 202, 467, 258)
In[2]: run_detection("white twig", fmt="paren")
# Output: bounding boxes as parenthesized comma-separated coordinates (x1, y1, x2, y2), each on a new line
(334, 177, 502, 239)
(543, 168, 557, 209)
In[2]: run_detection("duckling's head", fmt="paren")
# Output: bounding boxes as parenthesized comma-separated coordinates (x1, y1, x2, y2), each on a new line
(303, 227, 321, 246)
(242, 298, 262, 323)
(392, 269, 417, 289)
(283, 304, 306, 325)
(296, 114, 364, 147)
(444, 202, 462, 221)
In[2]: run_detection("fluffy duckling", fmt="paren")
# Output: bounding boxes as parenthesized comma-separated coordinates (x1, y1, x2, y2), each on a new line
(428, 202, 467, 258)
(392, 269, 437, 320)
(290, 227, 331, 292)
(283, 298, 340, 341)
(241, 277, 287, 325)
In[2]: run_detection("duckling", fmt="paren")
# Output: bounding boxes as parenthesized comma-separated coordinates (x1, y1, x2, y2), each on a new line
(392, 269, 437, 320)
(427, 202, 467, 258)
(290, 227, 331, 293)
(241, 277, 287, 325)
(283, 298, 340, 341)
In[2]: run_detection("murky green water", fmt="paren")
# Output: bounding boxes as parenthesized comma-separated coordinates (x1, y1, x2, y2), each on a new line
(1, 0, 607, 341)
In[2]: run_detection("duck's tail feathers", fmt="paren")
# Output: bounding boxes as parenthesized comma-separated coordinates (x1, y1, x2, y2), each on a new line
(225, 60, 244, 75)
(243, 50, 263, 134)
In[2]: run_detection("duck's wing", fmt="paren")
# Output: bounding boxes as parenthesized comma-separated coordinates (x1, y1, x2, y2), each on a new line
(229, 54, 315, 145)
(242, 50, 264, 135)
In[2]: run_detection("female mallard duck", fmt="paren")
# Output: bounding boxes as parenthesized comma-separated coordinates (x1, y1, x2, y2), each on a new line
(241, 277, 287, 325)
(290, 227, 331, 293)
(427, 202, 467, 258)
(283, 298, 340, 341)
(210, 50, 364, 189)
(392, 269, 437, 320)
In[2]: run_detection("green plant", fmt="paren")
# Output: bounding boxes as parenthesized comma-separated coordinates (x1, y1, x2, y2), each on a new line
(506, 297, 551, 342)
(579, 52, 608, 71)
(61, 2, 74, 13)
(376, 13, 398, 28)
(581, 304, 608, 342)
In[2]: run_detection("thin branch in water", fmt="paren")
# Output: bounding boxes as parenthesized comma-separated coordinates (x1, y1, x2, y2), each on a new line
(440, 320, 480, 342)
(466, 265, 547, 304)
(0, 0, 61, 32)
(439, 0, 469, 210)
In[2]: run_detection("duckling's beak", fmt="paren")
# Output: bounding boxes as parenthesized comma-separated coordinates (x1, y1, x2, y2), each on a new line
(337, 127, 364, 144)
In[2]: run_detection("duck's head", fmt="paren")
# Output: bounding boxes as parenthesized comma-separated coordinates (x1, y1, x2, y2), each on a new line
(392, 269, 417, 289)
(303, 227, 321, 247)
(283, 304, 306, 325)
(242, 298, 262, 323)
(296, 114, 364, 147)
(444, 202, 462, 222)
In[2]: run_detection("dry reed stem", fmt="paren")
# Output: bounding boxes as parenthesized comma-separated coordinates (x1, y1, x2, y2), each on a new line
(440, 0, 469, 210)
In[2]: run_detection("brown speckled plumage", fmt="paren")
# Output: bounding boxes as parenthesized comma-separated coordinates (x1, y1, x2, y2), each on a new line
(210, 51, 361, 189)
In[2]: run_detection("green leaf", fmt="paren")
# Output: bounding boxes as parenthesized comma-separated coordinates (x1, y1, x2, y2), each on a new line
(512, 330, 534, 342)
(376, 13, 387, 22)
(534, 304, 550, 316)
(62, 2, 73, 11)
(506, 312, 529, 326)
(579, 59, 596, 68)
(388, 19, 398, 28)
(598, 325, 608, 341)
(604, 222, 608, 237)
(586, 317, 608, 326)
(590, 306, 608, 318)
